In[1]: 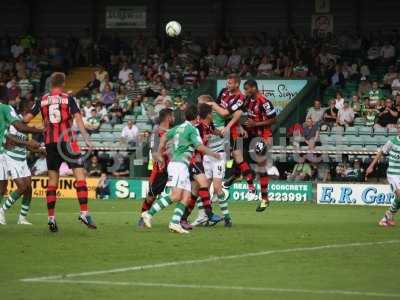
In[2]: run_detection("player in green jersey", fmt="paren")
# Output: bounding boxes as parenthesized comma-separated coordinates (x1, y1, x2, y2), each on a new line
(141, 105, 221, 234)
(366, 133, 400, 227)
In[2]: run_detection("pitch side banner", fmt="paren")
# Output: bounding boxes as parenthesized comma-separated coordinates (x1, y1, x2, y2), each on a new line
(7, 177, 99, 199)
(216, 79, 307, 114)
(317, 183, 394, 206)
(109, 179, 312, 202)
(106, 6, 146, 29)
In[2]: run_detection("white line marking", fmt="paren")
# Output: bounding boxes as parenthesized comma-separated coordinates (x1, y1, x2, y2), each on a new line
(27, 279, 400, 298)
(31, 211, 133, 216)
(20, 240, 400, 282)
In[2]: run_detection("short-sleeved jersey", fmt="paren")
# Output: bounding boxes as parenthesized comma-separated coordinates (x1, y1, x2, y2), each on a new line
(5, 109, 27, 161)
(243, 92, 276, 138)
(216, 87, 245, 139)
(166, 121, 202, 166)
(150, 126, 170, 171)
(381, 136, 400, 176)
(0, 103, 19, 154)
(190, 121, 216, 163)
(40, 88, 80, 144)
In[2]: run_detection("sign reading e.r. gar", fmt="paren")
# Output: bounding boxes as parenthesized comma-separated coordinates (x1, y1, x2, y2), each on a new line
(216, 79, 307, 114)
(317, 183, 394, 206)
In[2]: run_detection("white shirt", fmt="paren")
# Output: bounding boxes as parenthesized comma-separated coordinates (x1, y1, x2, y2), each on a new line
(227, 54, 241, 69)
(118, 68, 133, 84)
(11, 44, 24, 58)
(334, 98, 344, 110)
(121, 125, 139, 143)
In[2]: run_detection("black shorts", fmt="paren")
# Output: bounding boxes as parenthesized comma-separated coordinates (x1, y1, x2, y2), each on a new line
(45, 142, 84, 171)
(148, 170, 168, 197)
(189, 162, 205, 182)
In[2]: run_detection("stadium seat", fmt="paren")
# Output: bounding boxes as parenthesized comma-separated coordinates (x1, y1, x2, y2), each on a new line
(373, 127, 388, 137)
(353, 118, 365, 126)
(113, 124, 124, 132)
(90, 133, 102, 141)
(358, 127, 373, 136)
(330, 126, 344, 136)
(100, 132, 115, 142)
(100, 123, 113, 132)
(344, 127, 358, 136)
(388, 128, 398, 136)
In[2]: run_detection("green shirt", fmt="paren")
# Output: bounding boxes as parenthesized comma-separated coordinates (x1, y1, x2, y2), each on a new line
(87, 116, 101, 128)
(382, 137, 400, 176)
(0, 104, 19, 154)
(166, 121, 202, 166)
(5, 112, 27, 161)
(367, 89, 384, 104)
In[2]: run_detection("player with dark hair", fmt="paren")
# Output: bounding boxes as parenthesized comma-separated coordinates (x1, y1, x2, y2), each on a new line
(141, 104, 221, 234)
(206, 74, 257, 201)
(40, 72, 95, 232)
(242, 79, 277, 211)
(138, 108, 174, 227)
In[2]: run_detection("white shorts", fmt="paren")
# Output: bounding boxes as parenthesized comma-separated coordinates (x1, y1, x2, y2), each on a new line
(5, 155, 31, 179)
(0, 154, 8, 181)
(166, 161, 191, 192)
(204, 153, 226, 179)
(387, 175, 400, 192)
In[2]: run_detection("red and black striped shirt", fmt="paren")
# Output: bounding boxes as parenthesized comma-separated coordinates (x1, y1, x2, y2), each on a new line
(40, 88, 80, 145)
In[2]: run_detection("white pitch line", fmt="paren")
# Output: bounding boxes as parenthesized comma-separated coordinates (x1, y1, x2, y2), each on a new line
(27, 279, 400, 299)
(20, 240, 400, 282)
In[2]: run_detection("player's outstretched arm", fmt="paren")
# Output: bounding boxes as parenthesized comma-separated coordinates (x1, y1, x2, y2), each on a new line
(196, 144, 220, 160)
(74, 112, 93, 148)
(222, 110, 242, 136)
(6, 134, 41, 152)
(13, 121, 43, 135)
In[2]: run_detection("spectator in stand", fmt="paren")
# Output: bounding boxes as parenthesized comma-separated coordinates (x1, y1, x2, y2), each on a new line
(111, 152, 130, 177)
(95, 102, 109, 123)
(154, 88, 172, 113)
(18, 73, 33, 98)
(383, 65, 398, 88)
(391, 73, 400, 96)
(293, 60, 309, 78)
(118, 62, 133, 84)
(99, 74, 114, 92)
(351, 95, 362, 117)
(82, 101, 95, 119)
(367, 41, 381, 67)
(95, 65, 109, 83)
(334, 91, 345, 110)
(7, 78, 21, 101)
(301, 118, 320, 149)
(330, 64, 345, 88)
(85, 109, 101, 134)
(96, 172, 110, 199)
(323, 99, 339, 128)
(287, 156, 312, 181)
(121, 119, 139, 146)
(148, 75, 164, 97)
(306, 99, 325, 124)
(108, 100, 124, 126)
(381, 41, 396, 64)
(10, 40, 24, 58)
(359, 63, 370, 78)
(363, 99, 378, 127)
(125, 73, 140, 100)
(374, 98, 398, 128)
(100, 84, 116, 107)
(85, 155, 102, 177)
(257, 56, 273, 77)
(226, 48, 241, 71)
(215, 48, 228, 69)
(367, 81, 384, 107)
(77, 72, 100, 98)
(358, 77, 372, 99)
(337, 100, 355, 127)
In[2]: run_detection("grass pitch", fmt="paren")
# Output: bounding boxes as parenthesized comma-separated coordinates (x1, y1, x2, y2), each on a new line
(0, 199, 399, 300)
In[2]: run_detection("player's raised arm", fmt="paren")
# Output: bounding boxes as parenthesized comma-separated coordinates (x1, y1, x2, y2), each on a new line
(6, 134, 41, 152)
(69, 97, 92, 148)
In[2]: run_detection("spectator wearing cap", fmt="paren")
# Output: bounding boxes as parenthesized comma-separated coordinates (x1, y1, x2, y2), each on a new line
(337, 100, 355, 127)
(121, 119, 139, 146)
(374, 98, 398, 129)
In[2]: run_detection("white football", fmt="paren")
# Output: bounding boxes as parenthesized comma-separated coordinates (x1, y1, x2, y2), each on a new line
(165, 21, 181, 37)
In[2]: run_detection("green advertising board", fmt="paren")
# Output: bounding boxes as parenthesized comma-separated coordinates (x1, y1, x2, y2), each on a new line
(107, 178, 313, 203)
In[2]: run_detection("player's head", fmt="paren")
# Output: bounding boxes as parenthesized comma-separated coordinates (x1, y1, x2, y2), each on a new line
(159, 108, 174, 127)
(244, 79, 258, 96)
(198, 103, 213, 122)
(51, 72, 66, 89)
(185, 104, 198, 122)
(19, 99, 34, 115)
(197, 94, 213, 104)
(226, 73, 240, 92)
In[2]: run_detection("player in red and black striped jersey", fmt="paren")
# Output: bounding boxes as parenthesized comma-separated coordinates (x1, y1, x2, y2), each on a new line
(40, 72, 95, 232)
(138, 108, 174, 227)
(242, 79, 277, 212)
(206, 74, 257, 201)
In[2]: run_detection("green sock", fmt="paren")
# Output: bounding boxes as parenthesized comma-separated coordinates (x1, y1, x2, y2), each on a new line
(218, 193, 231, 220)
(20, 193, 32, 217)
(2, 191, 20, 211)
(171, 202, 186, 225)
(0, 195, 3, 206)
(148, 188, 173, 216)
(390, 197, 400, 214)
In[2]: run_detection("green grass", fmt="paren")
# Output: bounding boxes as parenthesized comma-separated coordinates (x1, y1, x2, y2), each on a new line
(1, 199, 399, 300)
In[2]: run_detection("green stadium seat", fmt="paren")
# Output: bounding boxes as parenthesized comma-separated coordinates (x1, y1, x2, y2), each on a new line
(90, 133, 102, 141)
(100, 132, 115, 142)
(330, 126, 344, 136)
(373, 127, 388, 137)
(100, 123, 113, 132)
(388, 128, 398, 136)
(358, 127, 373, 136)
(353, 118, 365, 126)
(344, 127, 358, 136)
(113, 124, 124, 132)
(123, 115, 135, 122)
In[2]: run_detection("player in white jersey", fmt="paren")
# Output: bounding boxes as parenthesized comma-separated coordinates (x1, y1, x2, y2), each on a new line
(0, 100, 43, 225)
(366, 132, 400, 227)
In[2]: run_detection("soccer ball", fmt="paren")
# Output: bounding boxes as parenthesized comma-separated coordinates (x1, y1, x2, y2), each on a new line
(165, 21, 181, 37)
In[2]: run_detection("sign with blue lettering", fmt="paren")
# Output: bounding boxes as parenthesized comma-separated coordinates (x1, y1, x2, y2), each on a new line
(216, 79, 308, 115)
(317, 183, 394, 206)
